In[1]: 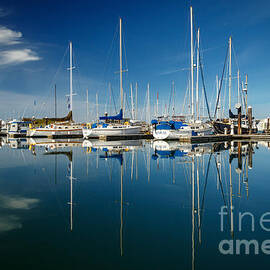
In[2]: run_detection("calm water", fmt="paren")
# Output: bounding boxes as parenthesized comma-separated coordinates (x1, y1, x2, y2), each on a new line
(0, 137, 270, 269)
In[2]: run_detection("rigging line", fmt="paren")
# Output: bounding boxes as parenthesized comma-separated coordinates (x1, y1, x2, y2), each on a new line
(232, 43, 240, 74)
(73, 50, 83, 97)
(110, 84, 117, 114)
(214, 43, 229, 119)
(237, 154, 246, 210)
(222, 62, 229, 117)
(124, 87, 132, 117)
(40, 154, 70, 225)
(182, 77, 190, 115)
(122, 26, 129, 77)
(168, 82, 173, 116)
(214, 154, 230, 217)
(198, 47, 212, 121)
(140, 90, 147, 121)
(38, 45, 69, 119)
(199, 152, 212, 221)
(103, 23, 119, 81)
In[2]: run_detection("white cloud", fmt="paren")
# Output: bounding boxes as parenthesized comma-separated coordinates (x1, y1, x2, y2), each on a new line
(0, 25, 41, 66)
(0, 195, 39, 210)
(0, 215, 22, 233)
(0, 49, 40, 65)
(0, 26, 22, 45)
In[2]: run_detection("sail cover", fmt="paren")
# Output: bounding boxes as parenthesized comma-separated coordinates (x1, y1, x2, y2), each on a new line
(99, 109, 123, 121)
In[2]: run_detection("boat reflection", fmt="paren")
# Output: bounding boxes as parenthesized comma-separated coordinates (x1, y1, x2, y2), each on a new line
(0, 136, 269, 268)
(97, 145, 127, 256)
(150, 140, 257, 269)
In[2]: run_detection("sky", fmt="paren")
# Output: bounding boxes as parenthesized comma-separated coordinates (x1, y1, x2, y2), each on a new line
(0, 0, 270, 121)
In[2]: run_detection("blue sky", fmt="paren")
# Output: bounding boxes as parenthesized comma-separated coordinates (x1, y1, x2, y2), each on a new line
(0, 0, 270, 121)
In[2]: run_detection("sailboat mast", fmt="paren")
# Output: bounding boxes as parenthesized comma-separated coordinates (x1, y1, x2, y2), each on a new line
(120, 18, 123, 112)
(70, 159, 73, 231)
(120, 157, 123, 256)
(69, 41, 73, 112)
(157, 92, 159, 117)
(192, 156, 195, 270)
(86, 88, 89, 121)
(135, 82, 138, 119)
(190, 6, 194, 120)
(229, 36, 232, 111)
(172, 81, 175, 117)
(147, 83, 150, 123)
(96, 93, 99, 122)
(130, 83, 134, 119)
(245, 74, 248, 116)
(54, 84, 57, 118)
(216, 75, 219, 119)
(237, 70, 240, 105)
(68, 156, 73, 232)
(196, 28, 200, 120)
(229, 159, 234, 237)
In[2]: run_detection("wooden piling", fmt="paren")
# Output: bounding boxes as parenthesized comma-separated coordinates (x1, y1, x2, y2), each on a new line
(248, 106, 252, 134)
(237, 105, 242, 135)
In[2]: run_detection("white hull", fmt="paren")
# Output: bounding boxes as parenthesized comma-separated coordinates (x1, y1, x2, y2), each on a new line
(82, 139, 143, 151)
(153, 125, 213, 140)
(29, 126, 82, 137)
(28, 138, 82, 149)
(83, 125, 142, 138)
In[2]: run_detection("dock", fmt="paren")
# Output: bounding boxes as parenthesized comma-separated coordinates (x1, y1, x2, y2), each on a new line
(3, 132, 270, 143)
(179, 134, 270, 143)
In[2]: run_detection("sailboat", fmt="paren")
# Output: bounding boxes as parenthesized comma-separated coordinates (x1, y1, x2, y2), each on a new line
(212, 37, 257, 134)
(151, 6, 213, 140)
(27, 42, 83, 138)
(82, 18, 142, 139)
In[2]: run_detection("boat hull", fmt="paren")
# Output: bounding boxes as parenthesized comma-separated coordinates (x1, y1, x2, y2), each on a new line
(212, 121, 257, 134)
(29, 127, 82, 137)
(83, 126, 142, 138)
(153, 126, 213, 140)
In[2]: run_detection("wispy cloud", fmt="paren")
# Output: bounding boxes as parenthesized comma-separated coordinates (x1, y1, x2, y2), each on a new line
(159, 67, 189, 76)
(0, 49, 40, 65)
(0, 26, 22, 45)
(0, 8, 11, 18)
(0, 195, 40, 233)
(0, 195, 39, 210)
(0, 17, 41, 66)
(0, 215, 22, 233)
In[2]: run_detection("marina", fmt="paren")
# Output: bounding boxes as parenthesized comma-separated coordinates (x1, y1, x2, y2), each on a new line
(1, 0, 270, 269)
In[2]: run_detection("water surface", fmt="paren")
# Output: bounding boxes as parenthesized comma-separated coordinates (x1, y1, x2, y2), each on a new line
(0, 137, 269, 269)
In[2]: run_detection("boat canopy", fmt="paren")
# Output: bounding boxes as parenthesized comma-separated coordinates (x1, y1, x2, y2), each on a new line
(156, 124, 172, 130)
(100, 153, 123, 165)
(99, 109, 123, 121)
(155, 121, 188, 130)
(152, 150, 187, 159)
(229, 109, 246, 119)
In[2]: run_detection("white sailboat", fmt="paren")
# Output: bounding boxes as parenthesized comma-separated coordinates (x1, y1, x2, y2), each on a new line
(152, 6, 213, 140)
(28, 42, 83, 138)
(83, 18, 142, 139)
(7, 119, 31, 137)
